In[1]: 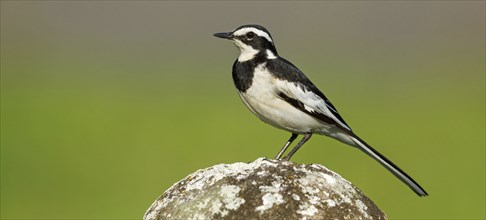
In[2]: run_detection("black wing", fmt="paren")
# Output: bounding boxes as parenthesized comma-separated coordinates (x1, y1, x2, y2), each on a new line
(267, 57, 352, 131)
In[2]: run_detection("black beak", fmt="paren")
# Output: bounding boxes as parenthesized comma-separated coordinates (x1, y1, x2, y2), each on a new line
(213, 32, 233, 39)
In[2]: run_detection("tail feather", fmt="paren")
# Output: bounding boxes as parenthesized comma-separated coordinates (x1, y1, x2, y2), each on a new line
(349, 134, 428, 196)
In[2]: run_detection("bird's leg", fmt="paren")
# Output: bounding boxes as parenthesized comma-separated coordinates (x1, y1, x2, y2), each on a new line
(282, 133, 313, 161)
(274, 133, 298, 160)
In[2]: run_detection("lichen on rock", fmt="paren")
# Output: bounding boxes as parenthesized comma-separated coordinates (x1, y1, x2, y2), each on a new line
(144, 157, 387, 220)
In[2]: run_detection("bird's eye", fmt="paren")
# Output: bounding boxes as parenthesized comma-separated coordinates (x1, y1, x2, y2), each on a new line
(246, 32, 255, 40)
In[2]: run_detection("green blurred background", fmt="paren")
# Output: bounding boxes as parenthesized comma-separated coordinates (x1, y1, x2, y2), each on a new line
(1, 1, 484, 219)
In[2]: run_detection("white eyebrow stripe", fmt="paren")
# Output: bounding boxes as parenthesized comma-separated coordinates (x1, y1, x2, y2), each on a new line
(233, 27, 273, 43)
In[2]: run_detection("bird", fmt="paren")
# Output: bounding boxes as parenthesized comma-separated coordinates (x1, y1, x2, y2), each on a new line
(213, 24, 428, 197)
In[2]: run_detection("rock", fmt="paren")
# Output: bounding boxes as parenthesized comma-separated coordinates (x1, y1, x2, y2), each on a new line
(144, 157, 387, 220)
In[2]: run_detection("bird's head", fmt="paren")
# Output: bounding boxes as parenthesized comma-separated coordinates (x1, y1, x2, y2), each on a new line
(214, 24, 278, 62)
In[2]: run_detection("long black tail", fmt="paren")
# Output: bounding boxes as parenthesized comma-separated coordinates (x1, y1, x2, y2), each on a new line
(348, 134, 428, 196)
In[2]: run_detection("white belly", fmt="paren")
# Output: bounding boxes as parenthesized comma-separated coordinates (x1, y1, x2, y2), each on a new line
(237, 65, 330, 134)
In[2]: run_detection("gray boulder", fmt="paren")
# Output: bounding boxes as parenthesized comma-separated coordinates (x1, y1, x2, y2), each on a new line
(144, 158, 386, 220)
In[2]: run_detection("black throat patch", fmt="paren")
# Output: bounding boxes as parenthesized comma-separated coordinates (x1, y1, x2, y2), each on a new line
(232, 53, 267, 93)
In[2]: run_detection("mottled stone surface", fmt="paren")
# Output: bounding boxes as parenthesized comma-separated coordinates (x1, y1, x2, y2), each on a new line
(144, 158, 387, 220)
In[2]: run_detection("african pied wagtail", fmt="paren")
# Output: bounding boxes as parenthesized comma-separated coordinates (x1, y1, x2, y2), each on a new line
(213, 24, 427, 196)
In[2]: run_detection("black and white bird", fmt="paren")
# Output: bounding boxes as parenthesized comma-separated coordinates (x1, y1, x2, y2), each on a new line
(213, 24, 427, 196)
